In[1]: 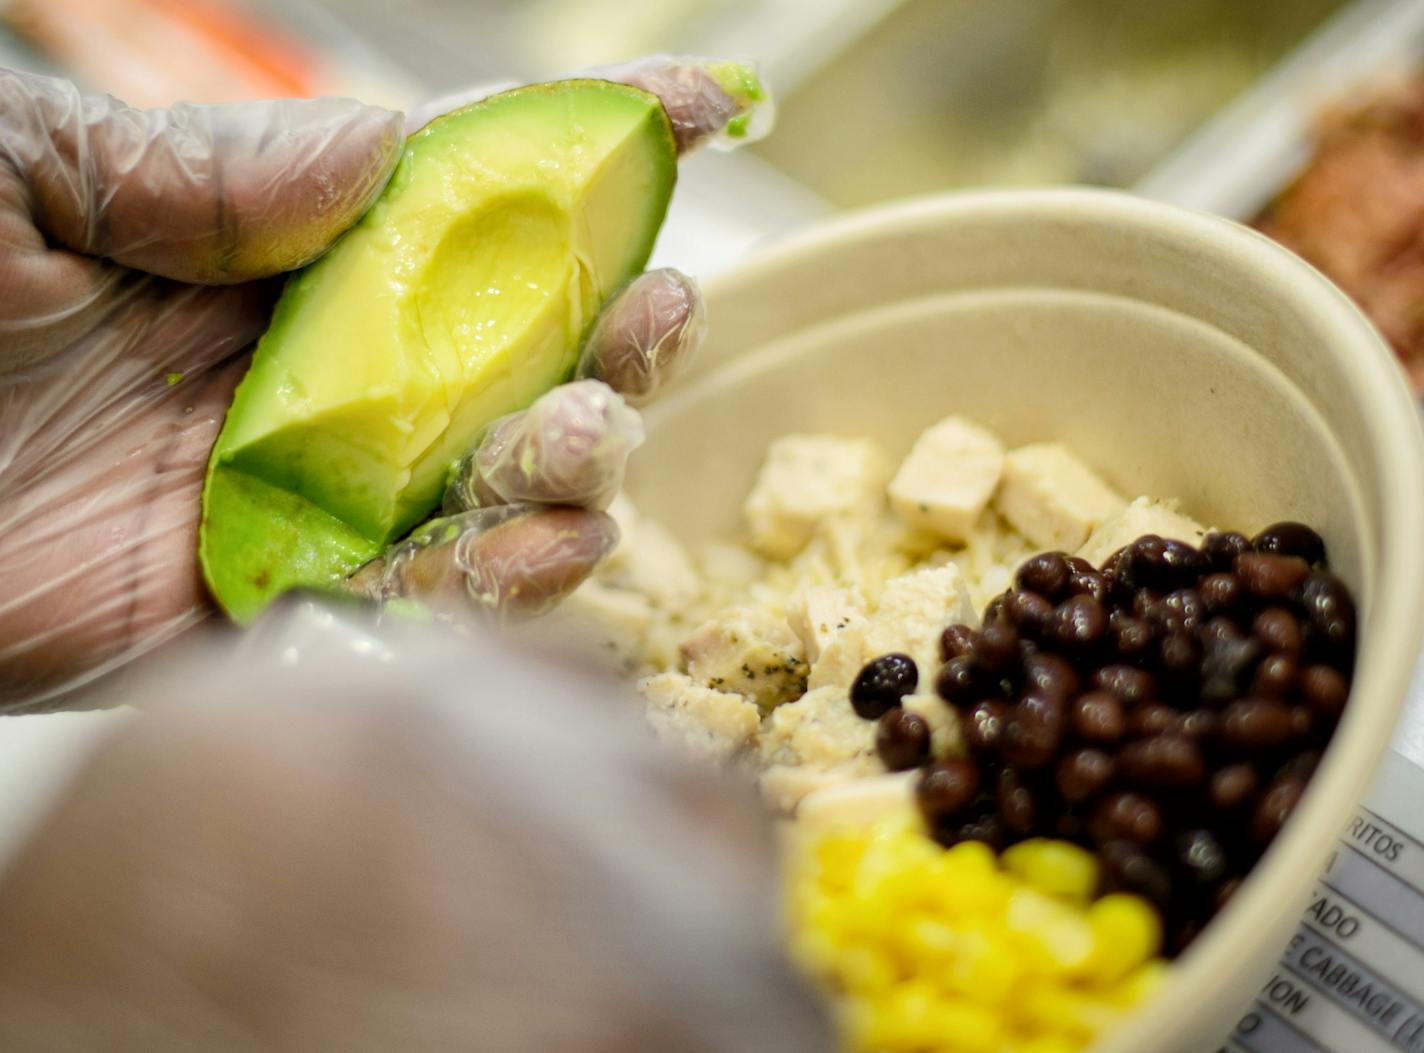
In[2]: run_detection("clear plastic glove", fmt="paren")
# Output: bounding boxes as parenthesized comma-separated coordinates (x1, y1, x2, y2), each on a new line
(0, 58, 770, 708)
(0, 611, 831, 1052)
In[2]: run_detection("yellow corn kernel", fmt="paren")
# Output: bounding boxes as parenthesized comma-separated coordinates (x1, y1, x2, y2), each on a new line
(1005, 888, 1096, 976)
(1008, 1033, 1086, 1053)
(1107, 960, 1170, 1007)
(836, 944, 900, 996)
(785, 820, 1168, 1053)
(1016, 985, 1120, 1040)
(937, 923, 1024, 1006)
(866, 982, 1004, 1052)
(1085, 893, 1163, 983)
(1002, 839, 1100, 902)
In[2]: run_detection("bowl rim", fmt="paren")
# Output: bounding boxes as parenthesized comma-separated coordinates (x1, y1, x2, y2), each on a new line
(688, 187, 1424, 1052)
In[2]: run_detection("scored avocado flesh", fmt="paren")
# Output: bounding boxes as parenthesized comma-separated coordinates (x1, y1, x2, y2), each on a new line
(200, 80, 678, 622)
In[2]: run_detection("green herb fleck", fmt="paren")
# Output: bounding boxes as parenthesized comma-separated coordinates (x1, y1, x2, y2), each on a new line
(165, 372, 184, 387)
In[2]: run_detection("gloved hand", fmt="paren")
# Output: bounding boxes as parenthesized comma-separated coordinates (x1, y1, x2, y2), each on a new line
(0, 608, 831, 1052)
(0, 58, 769, 708)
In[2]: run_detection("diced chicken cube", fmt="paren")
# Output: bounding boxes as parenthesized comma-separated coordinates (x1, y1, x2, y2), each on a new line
(758, 685, 878, 771)
(796, 771, 919, 830)
(760, 764, 865, 816)
(743, 435, 889, 559)
(756, 685, 882, 812)
(640, 672, 761, 764)
(861, 564, 978, 682)
(1076, 496, 1211, 568)
(807, 619, 870, 693)
(994, 443, 1127, 551)
(787, 585, 867, 664)
(680, 605, 807, 709)
(889, 416, 1005, 541)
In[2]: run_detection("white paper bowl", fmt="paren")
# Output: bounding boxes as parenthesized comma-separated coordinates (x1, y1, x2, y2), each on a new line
(624, 188, 1424, 1052)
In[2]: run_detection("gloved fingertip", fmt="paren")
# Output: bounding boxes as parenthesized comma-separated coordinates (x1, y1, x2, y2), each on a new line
(578, 268, 705, 405)
(457, 381, 643, 511)
(609, 57, 775, 154)
(374, 507, 618, 620)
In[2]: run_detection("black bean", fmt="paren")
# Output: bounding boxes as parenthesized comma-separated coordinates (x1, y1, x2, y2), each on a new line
(973, 617, 1020, 673)
(1119, 733, 1206, 789)
(939, 624, 977, 662)
(1102, 547, 1128, 581)
(1208, 764, 1258, 813)
(1057, 749, 1116, 802)
(1221, 698, 1297, 751)
(1199, 616, 1244, 647)
(1213, 763, 1258, 815)
(1022, 653, 1081, 705)
(1199, 632, 1262, 706)
(1099, 840, 1172, 909)
(1017, 553, 1072, 600)
(1129, 703, 1181, 738)
(1279, 751, 1322, 782)
(1252, 654, 1298, 699)
(935, 655, 983, 705)
(1251, 775, 1306, 845)
(1296, 572, 1357, 665)
(1071, 691, 1127, 745)
(1091, 793, 1164, 845)
(1158, 588, 1205, 633)
(1092, 664, 1157, 706)
(1047, 594, 1108, 654)
(1066, 556, 1096, 575)
(1054, 808, 1090, 843)
(962, 698, 1009, 755)
(1175, 828, 1230, 889)
(1301, 664, 1349, 719)
(944, 811, 1006, 851)
(1253, 522, 1326, 566)
(1132, 588, 1163, 620)
(1201, 531, 1252, 573)
(1252, 607, 1304, 659)
(851, 653, 918, 719)
(1235, 553, 1311, 602)
(997, 767, 1039, 834)
(1199, 573, 1244, 617)
(1178, 709, 1220, 743)
(876, 709, 932, 771)
(1069, 570, 1111, 604)
(1119, 535, 1168, 592)
(1158, 629, 1203, 691)
(999, 693, 1066, 769)
(1160, 540, 1208, 588)
(983, 593, 1010, 626)
(1005, 591, 1054, 639)
(916, 758, 981, 823)
(1107, 612, 1155, 662)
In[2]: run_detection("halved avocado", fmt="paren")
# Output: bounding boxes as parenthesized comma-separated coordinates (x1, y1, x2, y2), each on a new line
(201, 80, 677, 621)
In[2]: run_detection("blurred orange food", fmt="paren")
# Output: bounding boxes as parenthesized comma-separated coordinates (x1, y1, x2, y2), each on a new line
(1256, 73, 1424, 394)
(4, 0, 323, 106)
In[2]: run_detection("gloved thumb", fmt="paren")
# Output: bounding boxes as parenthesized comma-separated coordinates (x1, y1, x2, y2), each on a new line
(0, 69, 404, 285)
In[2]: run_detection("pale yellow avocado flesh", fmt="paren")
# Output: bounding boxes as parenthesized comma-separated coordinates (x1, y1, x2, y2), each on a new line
(200, 81, 677, 621)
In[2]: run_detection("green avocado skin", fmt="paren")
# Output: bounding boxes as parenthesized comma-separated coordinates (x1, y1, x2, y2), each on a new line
(200, 81, 678, 622)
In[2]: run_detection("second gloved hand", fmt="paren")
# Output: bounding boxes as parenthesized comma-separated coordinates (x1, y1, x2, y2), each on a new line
(0, 59, 768, 708)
